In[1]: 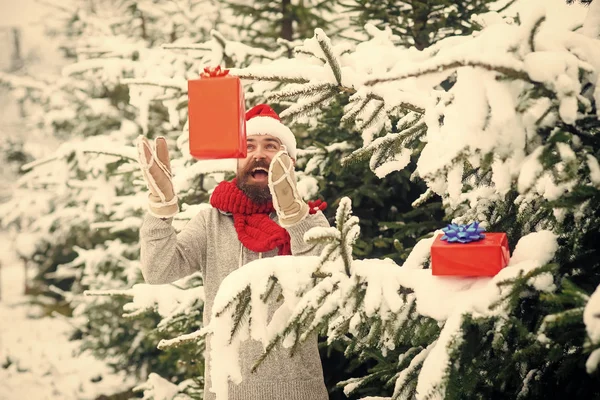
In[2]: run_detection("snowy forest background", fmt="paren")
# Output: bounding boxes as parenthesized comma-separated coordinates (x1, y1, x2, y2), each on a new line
(2, 0, 600, 399)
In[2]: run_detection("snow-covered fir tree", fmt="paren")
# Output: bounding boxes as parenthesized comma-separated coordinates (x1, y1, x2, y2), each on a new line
(338, 0, 494, 50)
(3, 0, 600, 399)
(0, 0, 234, 396)
(221, 0, 351, 47)
(198, 2, 600, 399)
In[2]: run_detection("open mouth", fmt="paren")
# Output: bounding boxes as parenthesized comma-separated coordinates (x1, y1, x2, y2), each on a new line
(250, 167, 268, 181)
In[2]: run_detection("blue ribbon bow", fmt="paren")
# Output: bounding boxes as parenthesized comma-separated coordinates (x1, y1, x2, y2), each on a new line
(441, 222, 486, 243)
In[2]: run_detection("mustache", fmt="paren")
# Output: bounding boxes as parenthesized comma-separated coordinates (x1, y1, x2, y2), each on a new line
(243, 159, 270, 175)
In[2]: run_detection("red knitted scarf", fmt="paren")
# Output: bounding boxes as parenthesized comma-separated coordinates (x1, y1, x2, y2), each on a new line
(210, 179, 291, 256)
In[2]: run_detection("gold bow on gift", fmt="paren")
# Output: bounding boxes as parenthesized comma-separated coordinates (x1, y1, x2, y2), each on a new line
(200, 66, 230, 78)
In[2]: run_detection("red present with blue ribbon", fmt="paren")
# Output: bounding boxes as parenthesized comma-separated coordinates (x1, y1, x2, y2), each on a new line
(431, 222, 510, 277)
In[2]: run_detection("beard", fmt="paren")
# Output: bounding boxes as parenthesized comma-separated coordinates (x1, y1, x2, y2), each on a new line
(236, 159, 272, 205)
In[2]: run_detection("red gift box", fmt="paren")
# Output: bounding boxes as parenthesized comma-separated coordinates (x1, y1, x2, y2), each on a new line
(187, 67, 247, 159)
(430, 233, 510, 277)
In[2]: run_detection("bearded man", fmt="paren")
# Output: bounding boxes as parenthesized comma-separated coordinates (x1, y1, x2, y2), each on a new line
(136, 104, 329, 400)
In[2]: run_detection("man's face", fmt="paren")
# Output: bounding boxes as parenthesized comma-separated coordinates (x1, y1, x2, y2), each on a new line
(236, 135, 282, 204)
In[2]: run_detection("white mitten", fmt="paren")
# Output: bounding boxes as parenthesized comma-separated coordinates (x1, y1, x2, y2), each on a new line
(268, 147, 308, 227)
(136, 135, 179, 218)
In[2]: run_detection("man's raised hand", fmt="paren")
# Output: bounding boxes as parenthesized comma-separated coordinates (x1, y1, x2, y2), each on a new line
(268, 147, 309, 227)
(136, 136, 179, 218)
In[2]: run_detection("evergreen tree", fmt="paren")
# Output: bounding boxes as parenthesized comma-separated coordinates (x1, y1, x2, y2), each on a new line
(1, 0, 329, 397)
(339, 0, 494, 49)
(0, 0, 230, 396)
(221, 0, 348, 48)
(201, 2, 600, 399)
(293, 92, 444, 264)
(7, 1, 600, 399)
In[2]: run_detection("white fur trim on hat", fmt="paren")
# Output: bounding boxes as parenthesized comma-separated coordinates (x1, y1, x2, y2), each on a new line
(246, 116, 297, 158)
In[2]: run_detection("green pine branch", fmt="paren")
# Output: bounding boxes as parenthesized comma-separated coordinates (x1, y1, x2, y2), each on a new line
(356, 99, 385, 131)
(315, 28, 342, 86)
(528, 16, 546, 53)
(317, 243, 342, 270)
(229, 286, 252, 344)
(260, 276, 279, 303)
(161, 43, 213, 51)
(343, 120, 427, 166)
(120, 78, 185, 91)
(364, 59, 531, 86)
(157, 328, 207, 350)
(342, 95, 374, 124)
(333, 197, 359, 275)
(294, 47, 326, 63)
(492, 263, 559, 312)
(231, 70, 310, 84)
(537, 307, 585, 336)
(21, 150, 137, 173)
(251, 278, 340, 372)
(279, 88, 336, 119)
(267, 82, 335, 101)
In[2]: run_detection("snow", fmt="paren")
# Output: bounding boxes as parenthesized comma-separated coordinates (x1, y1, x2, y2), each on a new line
(584, 283, 600, 373)
(393, 343, 434, 398)
(517, 147, 544, 194)
(584, 284, 600, 344)
(85, 282, 204, 320)
(586, 348, 600, 374)
(134, 372, 180, 400)
(402, 233, 438, 269)
(509, 230, 559, 266)
(1, 0, 598, 399)
(415, 232, 558, 398)
(225, 0, 599, 223)
(491, 158, 512, 196)
(587, 155, 600, 186)
(373, 148, 412, 179)
(524, 51, 585, 124)
(580, 0, 600, 39)
(204, 229, 558, 400)
(0, 232, 135, 399)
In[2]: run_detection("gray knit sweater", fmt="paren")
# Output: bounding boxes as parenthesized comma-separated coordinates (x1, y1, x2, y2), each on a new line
(139, 208, 330, 400)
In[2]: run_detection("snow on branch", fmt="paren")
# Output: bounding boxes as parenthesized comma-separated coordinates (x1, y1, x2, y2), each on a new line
(581, 0, 600, 39)
(342, 95, 374, 124)
(21, 138, 137, 172)
(157, 329, 206, 350)
(210, 29, 286, 61)
(392, 342, 435, 399)
(62, 58, 127, 76)
(294, 47, 326, 64)
(133, 372, 199, 400)
(121, 78, 186, 92)
(315, 28, 342, 86)
(204, 194, 560, 400)
(266, 82, 335, 101)
(363, 56, 529, 86)
(86, 281, 204, 336)
(206, 255, 321, 400)
(162, 43, 214, 51)
(584, 284, 600, 373)
(279, 88, 336, 120)
(238, 13, 600, 211)
(343, 119, 426, 169)
(229, 67, 311, 84)
(0, 72, 48, 91)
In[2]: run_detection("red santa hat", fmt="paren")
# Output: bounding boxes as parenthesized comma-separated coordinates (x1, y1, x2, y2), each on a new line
(245, 104, 297, 159)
